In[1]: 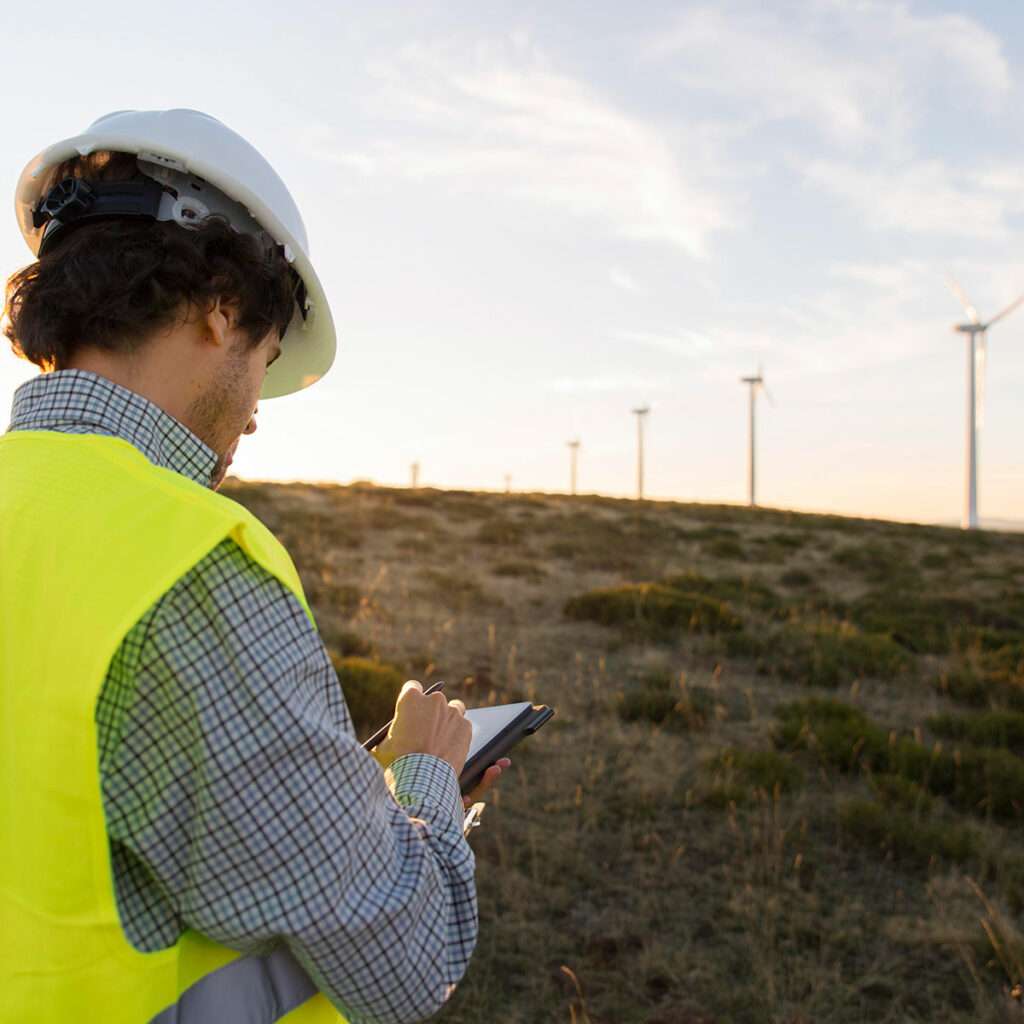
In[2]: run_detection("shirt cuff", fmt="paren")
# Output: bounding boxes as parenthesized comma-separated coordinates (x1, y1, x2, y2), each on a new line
(385, 753, 464, 831)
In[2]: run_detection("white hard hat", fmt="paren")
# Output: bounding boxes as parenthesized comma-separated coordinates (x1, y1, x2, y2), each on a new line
(13, 109, 336, 400)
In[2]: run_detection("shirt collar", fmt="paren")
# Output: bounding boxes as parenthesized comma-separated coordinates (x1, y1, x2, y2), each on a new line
(6, 369, 219, 489)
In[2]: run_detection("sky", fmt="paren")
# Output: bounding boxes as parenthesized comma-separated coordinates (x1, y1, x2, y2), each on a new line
(2, 0, 1024, 526)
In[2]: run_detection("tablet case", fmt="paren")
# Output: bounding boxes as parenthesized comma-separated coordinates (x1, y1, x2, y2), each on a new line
(459, 703, 554, 794)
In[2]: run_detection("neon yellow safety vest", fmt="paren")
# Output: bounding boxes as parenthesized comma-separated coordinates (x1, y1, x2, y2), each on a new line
(0, 430, 344, 1023)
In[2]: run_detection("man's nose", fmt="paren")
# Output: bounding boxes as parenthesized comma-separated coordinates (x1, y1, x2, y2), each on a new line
(244, 408, 258, 435)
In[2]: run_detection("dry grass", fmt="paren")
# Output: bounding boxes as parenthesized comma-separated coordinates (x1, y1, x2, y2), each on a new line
(222, 478, 1024, 1023)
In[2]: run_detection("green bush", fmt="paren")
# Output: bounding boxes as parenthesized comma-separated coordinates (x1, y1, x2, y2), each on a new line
(776, 698, 1024, 821)
(476, 519, 527, 546)
(927, 710, 1024, 753)
(702, 748, 804, 806)
(617, 673, 715, 731)
(933, 664, 1024, 711)
(707, 537, 745, 560)
(326, 629, 375, 658)
(720, 629, 772, 662)
(831, 541, 918, 584)
(546, 540, 581, 560)
(564, 583, 743, 641)
(491, 560, 547, 582)
(330, 655, 405, 738)
(839, 800, 979, 866)
(780, 568, 814, 588)
(870, 773, 933, 813)
(848, 591, 958, 654)
(679, 524, 740, 542)
(774, 620, 909, 687)
(775, 698, 888, 771)
(663, 572, 782, 615)
(418, 568, 499, 611)
(765, 531, 809, 551)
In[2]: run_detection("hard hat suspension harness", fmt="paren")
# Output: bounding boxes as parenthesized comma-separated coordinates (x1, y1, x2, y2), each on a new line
(33, 177, 165, 256)
(32, 174, 308, 322)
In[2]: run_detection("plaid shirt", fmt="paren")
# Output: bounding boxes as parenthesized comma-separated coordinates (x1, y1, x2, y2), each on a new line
(6, 369, 477, 1024)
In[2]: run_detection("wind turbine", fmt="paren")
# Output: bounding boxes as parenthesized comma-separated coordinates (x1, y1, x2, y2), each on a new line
(567, 439, 580, 495)
(947, 279, 1024, 530)
(632, 406, 650, 500)
(740, 368, 772, 507)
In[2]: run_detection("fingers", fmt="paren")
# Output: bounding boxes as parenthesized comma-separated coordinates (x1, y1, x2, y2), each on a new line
(398, 680, 424, 701)
(448, 699, 466, 714)
(461, 758, 512, 807)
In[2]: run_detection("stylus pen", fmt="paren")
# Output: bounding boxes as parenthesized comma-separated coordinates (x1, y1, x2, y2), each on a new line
(362, 680, 446, 752)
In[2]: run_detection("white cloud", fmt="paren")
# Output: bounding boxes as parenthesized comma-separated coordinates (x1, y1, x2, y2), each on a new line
(544, 373, 666, 394)
(609, 267, 643, 294)
(614, 328, 716, 359)
(652, 2, 1010, 149)
(302, 41, 733, 258)
(806, 159, 1024, 240)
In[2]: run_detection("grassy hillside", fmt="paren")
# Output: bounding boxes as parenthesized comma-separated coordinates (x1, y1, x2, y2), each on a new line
(223, 478, 1024, 1023)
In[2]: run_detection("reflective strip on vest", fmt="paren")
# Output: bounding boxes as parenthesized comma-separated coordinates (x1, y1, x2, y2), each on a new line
(149, 946, 318, 1024)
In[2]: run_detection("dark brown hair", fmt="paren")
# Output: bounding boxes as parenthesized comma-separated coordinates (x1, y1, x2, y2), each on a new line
(3, 151, 296, 371)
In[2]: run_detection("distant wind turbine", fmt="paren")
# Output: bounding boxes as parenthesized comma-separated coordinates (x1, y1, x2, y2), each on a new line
(567, 439, 580, 495)
(947, 279, 1024, 530)
(631, 406, 650, 500)
(740, 368, 772, 507)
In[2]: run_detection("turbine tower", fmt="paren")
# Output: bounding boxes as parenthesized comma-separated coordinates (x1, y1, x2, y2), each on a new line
(947, 280, 1024, 530)
(632, 406, 650, 501)
(740, 368, 772, 507)
(567, 439, 580, 495)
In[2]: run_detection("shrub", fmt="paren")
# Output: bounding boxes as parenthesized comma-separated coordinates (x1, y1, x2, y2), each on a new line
(780, 568, 814, 588)
(773, 620, 909, 687)
(418, 568, 500, 611)
(679, 524, 740, 542)
(933, 664, 1024, 712)
(491, 560, 547, 582)
(927, 710, 1024, 754)
(765, 531, 808, 551)
(839, 800, 979, 866)
(330, 655, 405, 738)
(663, 572, 782, 615)
(775, 698, 888, 771)
(476, 519, 527, 546)
(831, 541, 918, 584)
(848, 591, 957, 654)
(720, 629, 772, 662)
(920, 550, 950, 570)
(707, 537, 745, 560)
(325, 629, 375, 658)
(702, 748, 804, 806)
(617, 673, 715, 731)
(870, 773, 933, 813)
(564, 583, 743, 641)
(776, 698, 1024, 820)
(546, 540, 581, 560)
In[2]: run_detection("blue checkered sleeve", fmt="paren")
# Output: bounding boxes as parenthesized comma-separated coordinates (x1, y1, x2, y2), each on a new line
(100, 539, 478, 1023)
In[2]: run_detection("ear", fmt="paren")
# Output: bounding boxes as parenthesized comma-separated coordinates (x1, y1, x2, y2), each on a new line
(200, 298, 237, 350)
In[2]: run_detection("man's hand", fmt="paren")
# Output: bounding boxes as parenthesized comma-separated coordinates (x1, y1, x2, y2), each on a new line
(461, 758, 511, 810)
(373, 681, 472, 777)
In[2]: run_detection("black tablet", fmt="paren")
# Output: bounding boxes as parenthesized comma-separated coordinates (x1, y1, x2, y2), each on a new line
(459, 701, 554, 794)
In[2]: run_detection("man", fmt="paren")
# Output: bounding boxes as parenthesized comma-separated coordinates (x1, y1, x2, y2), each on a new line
(0, 110, 505, 1024)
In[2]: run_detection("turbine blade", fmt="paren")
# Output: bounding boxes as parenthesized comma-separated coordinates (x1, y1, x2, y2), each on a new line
(985, 292, 1024, 328)
(761, 380, 775, 406)
(946, 275, 980, 324)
